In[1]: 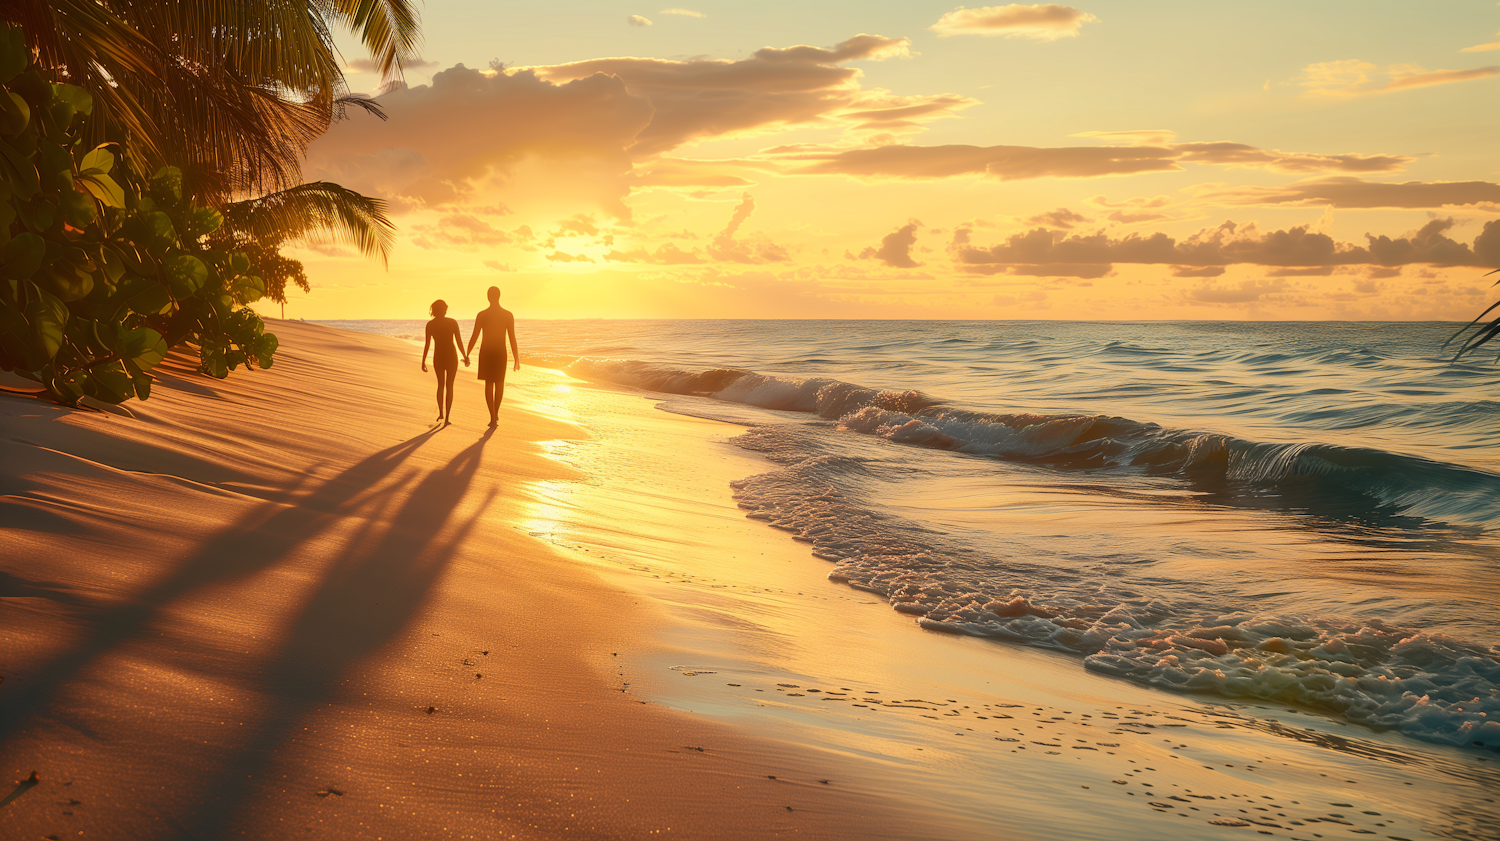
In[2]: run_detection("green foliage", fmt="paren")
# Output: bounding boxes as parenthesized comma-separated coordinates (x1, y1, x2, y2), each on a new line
(0, 27, 282, 405)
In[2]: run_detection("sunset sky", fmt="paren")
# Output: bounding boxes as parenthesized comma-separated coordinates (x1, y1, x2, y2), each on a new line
(274, 1, 1500, 321)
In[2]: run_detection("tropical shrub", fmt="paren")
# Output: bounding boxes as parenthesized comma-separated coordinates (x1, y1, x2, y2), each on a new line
(0, 29, 280, 404)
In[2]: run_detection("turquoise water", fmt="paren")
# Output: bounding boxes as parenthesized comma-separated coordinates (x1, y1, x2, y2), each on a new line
(324, 319, 1500, 751)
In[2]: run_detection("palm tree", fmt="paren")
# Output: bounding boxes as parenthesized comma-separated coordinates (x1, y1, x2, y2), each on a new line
(0, 0, 419, 200)
(217, 181, 398, 306)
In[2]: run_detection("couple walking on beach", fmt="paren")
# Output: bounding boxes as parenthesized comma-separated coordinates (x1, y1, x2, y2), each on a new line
(422, 286, 519, 427)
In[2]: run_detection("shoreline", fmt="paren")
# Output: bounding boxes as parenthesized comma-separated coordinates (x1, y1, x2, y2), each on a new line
(0, 320, 940, 840)
(505, 355, 1500, 841)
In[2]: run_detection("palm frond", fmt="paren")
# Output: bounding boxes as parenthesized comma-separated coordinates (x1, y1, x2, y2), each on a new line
(326, 0, 423, 86)
(333, 93, 387, 122)
(221, 182, 395, 265)
(1445, 269, 1500, 360)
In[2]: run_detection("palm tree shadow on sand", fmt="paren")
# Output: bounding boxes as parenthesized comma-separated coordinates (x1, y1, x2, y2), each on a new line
(175, 430, 497, 839)
(0, 427, 445, 744)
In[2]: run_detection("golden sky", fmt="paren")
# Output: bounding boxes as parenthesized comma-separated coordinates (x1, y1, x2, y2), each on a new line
(269, 1, 1500, 320)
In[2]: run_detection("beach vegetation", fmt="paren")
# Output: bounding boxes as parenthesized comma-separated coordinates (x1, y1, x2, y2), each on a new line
(0, 1, 416, 403)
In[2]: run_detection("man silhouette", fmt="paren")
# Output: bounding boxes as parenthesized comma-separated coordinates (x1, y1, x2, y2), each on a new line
(466, 286, 520, 427)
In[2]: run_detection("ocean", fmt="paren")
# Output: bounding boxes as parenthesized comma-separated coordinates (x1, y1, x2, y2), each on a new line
(323, 318, 1500, 755)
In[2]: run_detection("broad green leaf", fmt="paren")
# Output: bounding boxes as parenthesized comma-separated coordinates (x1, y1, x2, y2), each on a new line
(253, 332, 279, 369)
(60, 188, 96, 227)
(50, 369, 85, 403)
(143, 211, 175, 252)
(87, 362, 133, 403)
(24, 280, 66, 360)
(38, 142, 69, 181)
(238, 274, 266, 302)
(1, 232, 44, 278)
(131, 374, 152, 400)
(118, 324, 167, 372)
(183, 207, 223, 238)
(230, 252, 250, 274)
(45, 261, 93, 301)
(0, 24, 26, 84)
(49, 84, 91, 116)
(49, 101, 75, 129)
(97, 245, 125, 284)
(200, 346, 228, 379)
(0, 136, 38, 197)
(0, 91, 28, 135)
(79, 174, 125, 208)
(79, 146, 113, 175)
(122, 278, 172, 316)
(162, 254, 207, 297)
(151, 166, 182, 203)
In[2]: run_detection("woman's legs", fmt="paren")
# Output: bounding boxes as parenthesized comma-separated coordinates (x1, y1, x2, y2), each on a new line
(434, 367, 446, 420)
(443, 365, 457, 421)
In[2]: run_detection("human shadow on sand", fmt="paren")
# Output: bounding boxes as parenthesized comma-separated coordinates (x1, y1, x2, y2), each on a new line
(0, 427, 443, 744)
(171, 430, 495, 839)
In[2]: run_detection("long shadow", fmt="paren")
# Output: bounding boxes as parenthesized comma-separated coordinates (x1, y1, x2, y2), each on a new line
(0, 428, 441, 744)
(175, 430, 495, 839)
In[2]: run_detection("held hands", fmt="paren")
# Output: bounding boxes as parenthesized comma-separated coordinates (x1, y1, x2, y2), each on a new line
(464, 357, 471, 367)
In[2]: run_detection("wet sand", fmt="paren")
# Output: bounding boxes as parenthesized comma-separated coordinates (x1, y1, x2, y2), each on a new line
(512, 364, 1500, 841)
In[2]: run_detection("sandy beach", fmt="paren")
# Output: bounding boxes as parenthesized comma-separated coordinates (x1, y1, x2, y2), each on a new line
(0, 321, 940, 840)
(3, 321, 1498, 841)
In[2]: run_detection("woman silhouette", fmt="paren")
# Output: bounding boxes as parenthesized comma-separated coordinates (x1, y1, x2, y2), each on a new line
(421, 300, 469, 424)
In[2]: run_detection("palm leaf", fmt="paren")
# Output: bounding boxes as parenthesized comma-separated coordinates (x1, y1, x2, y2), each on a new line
(325, 0, 423, 85)
(221, 182, 395, 265)
(1445, 269, 1500, 360)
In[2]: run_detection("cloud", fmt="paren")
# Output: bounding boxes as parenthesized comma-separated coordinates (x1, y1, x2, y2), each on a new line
(1071, 129, 1177, 146)
(483, 260, 514, 272)
(551, 214, 601, 237)
(838, 92, 978, 132)
(930, 4, 1098, 40)
(1025, 208, 1090, 229)
(308, 64, 653, 214)
(628, 158, 758, 189)
(533, 34, 915, 155)
(781, 138, 1407, 181)
(1169, 142, 1411, 173)
(1203, 177, 1500, 208)
(659, 7, 705, 17)
(1190, 278, 1289, 304)
(627, 15, 652, 27)
(949, 218, 1500, 277)
(790, 143, 1181, 180)
(546, 250, 596, 263)
(858, 220, 924, 267)
(1087, 194, 1172, 209)
(707, 193, 791, 263)
(1297, 60, 1500, 97)
(1170, 265, 1225, 278)
(347, 57, 440, 73)
(1461, 41, 1500, 53)
(1108, 210, 1173, 224)
(604, 242, 709, 264)
(410, 213, 516, 250)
